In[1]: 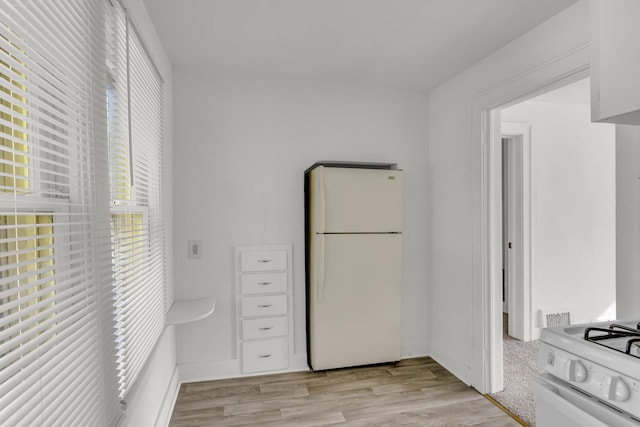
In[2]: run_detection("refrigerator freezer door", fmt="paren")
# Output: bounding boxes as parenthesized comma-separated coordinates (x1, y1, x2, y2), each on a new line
(309, 166, 403, 233)
(308, 233, 401, 370)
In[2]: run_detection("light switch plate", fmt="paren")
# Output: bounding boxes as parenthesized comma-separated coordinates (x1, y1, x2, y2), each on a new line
(187, 240, 202, 259)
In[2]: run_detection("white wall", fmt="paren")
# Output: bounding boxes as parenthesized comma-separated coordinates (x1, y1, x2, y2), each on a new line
(172, 71, 430, 379)
(502, 99, 616, 336)
(616, 125, 640, 320)
(427, 1, 590, 385)
(119, 0, 177, 425)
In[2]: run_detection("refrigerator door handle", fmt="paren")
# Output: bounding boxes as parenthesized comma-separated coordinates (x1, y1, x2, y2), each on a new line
(316, 234, 325, 302)
(313, 166, 326, 233)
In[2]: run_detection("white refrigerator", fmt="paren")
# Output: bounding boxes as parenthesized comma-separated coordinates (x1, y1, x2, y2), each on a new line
(305, 163, 402, 371)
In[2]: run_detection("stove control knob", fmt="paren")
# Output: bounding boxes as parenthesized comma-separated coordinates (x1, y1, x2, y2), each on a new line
(563, 359, 588, 383)
(601, 376, 631, 402)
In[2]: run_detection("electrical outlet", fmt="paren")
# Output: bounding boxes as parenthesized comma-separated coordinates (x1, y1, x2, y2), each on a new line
(187, 240, 202, 259)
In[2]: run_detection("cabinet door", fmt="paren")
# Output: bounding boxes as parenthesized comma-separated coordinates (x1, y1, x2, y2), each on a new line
(591, 0, 640, 124)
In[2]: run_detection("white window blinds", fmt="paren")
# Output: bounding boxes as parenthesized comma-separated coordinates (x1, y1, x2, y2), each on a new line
(108, 1, 166, 402)
(0, 0, 120, 425)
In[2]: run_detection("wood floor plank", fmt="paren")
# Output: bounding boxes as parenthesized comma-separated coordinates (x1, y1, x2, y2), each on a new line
(241, 411, 346, 427)
(260, 369, 391, 392)
(305, 377, 390, 395)
(176, 384, 260, 401)
(183, 370, 325, 393)
(371, 380, 467, 396)
(323, 364, 393, 377)
(223, 386, 311, 415)
(387, 364, 440, 377)
(340, 389, 483, 422)
(170, 409, 282, 427)
(169, 357, 521, 427)
(174, 385, 309, 412)
(170, 406, 224, 421)
(280, 390, 428, 420)
(407, 398, 520, 426)
(342, 398, 519, 426)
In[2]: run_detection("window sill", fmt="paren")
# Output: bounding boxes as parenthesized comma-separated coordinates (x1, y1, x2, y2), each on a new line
(166, 298, 216, 325)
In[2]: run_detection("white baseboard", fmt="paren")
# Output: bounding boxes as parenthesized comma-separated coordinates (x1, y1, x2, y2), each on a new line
(400, 352, 430, 360)
(155, 365, 180, 427)
(179, 358, 242, 383)
(290, 352, 309, 371)
(178, 352, 438, 384)
(179, 353, 310, 384)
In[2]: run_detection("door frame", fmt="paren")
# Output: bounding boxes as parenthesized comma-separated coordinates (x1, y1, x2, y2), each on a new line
(501, 122, 532, 342)
(471, 46, 590, 393)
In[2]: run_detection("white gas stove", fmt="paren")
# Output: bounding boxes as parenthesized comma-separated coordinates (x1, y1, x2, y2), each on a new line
(534, 320, 640, 427)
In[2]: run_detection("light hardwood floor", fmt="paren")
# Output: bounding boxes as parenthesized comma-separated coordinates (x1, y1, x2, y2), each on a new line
(169, 357, 523, 426)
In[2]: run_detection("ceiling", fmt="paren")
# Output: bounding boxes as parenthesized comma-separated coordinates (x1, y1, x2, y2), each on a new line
(143, 0, 578, 91)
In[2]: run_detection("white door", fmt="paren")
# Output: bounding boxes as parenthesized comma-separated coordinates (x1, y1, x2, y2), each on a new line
(309, 166, 403, 233)
(502, 123, 531, 343)
(308, 233, 402, 370)
(502, 138, 510, 314)
(505, 136, 524, 339)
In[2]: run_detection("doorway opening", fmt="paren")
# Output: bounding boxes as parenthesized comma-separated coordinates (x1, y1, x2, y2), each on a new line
(487, 77, 617, 423)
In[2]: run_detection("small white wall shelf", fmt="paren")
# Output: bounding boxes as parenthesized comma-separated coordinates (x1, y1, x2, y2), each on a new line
(166, 298, 216, 325)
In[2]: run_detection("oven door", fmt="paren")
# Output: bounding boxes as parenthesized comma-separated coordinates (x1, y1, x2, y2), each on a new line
(532, 374, 640, 427)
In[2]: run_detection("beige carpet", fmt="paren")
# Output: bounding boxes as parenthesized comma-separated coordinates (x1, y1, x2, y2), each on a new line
(489, 316, 541, 426)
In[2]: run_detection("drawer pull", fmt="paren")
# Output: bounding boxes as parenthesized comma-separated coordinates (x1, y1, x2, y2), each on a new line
(257, 259, 272, 263)
(258, 304, 272, 308)
(259, 354, 272, 358)
(258, 326, 273, 331)
(258, 282, 272, 286)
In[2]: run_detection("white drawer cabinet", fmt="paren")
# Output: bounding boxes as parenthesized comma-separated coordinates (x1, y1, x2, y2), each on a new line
(242, 316, 288, 340)
(242, 338, 288, 374)
(240, 250, 287, 272)
(241, 295, 287, 317)
(236, 244, 293, 374)
(240, 272, 287, 294)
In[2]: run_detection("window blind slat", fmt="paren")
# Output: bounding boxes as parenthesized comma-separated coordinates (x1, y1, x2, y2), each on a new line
(0, 299, 97, 386)
(0, 0, 120, 425)
(109, 8, 165, 402)
(1, 0, 166, 422)
(2, 324, 99, 425)
(0, 285, 94, 347)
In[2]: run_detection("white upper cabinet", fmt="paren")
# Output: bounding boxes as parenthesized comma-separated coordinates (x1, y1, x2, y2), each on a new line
(590, 0, 640, 125)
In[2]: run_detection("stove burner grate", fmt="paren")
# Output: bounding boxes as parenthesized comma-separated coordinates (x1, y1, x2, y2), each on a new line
(583, 322, 640, 358)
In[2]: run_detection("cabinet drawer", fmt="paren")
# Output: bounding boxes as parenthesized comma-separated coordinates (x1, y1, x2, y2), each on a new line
(240, 250, 287, 272)
(241, 295, 287, 317)
(241, 272, 287, 294)
(242, 338, 288, 373)
(242, 316, 288, 340)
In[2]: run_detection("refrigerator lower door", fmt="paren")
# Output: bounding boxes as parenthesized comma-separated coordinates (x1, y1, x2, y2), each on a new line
(309, 233, 401, 370)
